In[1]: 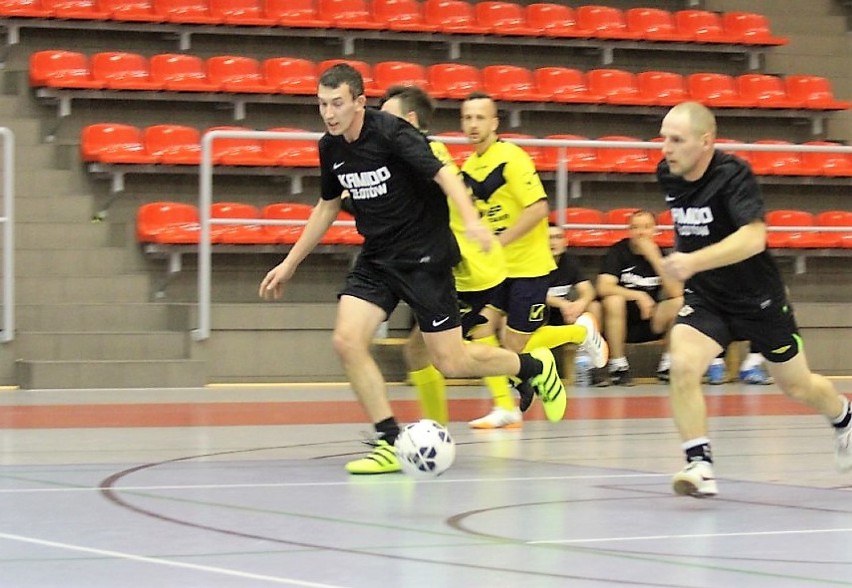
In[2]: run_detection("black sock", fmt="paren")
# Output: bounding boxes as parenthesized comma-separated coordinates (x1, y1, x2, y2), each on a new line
(375, 417, 400, 446)
(517, 353, 542, 381)
(685, 443, 713, 464)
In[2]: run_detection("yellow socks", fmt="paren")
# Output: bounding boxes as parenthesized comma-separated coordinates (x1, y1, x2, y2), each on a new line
(408, 364, 448, 425)
(523, 325, 586, 353)
(473, 334, 516, 412)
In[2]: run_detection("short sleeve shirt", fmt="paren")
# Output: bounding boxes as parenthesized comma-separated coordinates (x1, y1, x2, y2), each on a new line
(600, 238, 663, 301)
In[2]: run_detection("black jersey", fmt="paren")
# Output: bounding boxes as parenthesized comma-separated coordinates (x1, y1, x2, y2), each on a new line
(319, 109, 460, 269)
(657, 150, 786, 314)
(600, 238, 664, 301)
(547, 253, 585, 300)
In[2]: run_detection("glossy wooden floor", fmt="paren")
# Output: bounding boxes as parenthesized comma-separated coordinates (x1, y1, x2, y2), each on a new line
(2, 379, 852, 587)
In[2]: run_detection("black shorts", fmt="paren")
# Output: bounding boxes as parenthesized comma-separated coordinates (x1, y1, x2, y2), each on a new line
(458, 286, 498, 337)
(487, 275, 550, 335)
(626, 301, 665, 344)
(340, 256, 461, 334)
(675, 294, 801, 363)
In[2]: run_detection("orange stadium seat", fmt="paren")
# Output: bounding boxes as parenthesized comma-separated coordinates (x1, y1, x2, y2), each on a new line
(265, 0, 329, 28)
(263, 127, 320, 167)
(816, 210, 852, 248)
(674, 9, 733, 43)
(784, 75, 851, 110)
(587, 68, 654, 105)
(541, 134, 610, 172)
(736, 73, 802, 109)
(206, 56, 274, 93)
(90, 51, 163, 90)
(97, 0, 162, 21)
(153, 0, 221, 22)
(636, 71, 689, 106)
(654, 209, 675, 248)
(434, 131, 473, 166)
(317, 0, 383, 29)
(687, 72, 751, 108)
(713, 137, 754, 168)
(137, 201, 200, 244)
(29, 50, 104, 89)
(0, 0, 52, 17)
(206, 125, 276, 166)
(427, 63, 482, 100)
(499, 132, 541, 166)
(81, 123, 159, 164)
(765, 209, 834, 249)
(143, 124, 202, 165)
(373, 61, 429, 94)
(208, 0, 274, 25)
(553, 207, 612, 247)
(474, 1, 541, 36)
(371, 0, 438, 32)
(263, 57, 318, 95)
(262, 202, 313, 243)
(42, 0, 108, 18)
(625, 7, 691, 42)
(210, 202, 275, 244)
(722, 12, 787, 46)
(606, 207, 640, 226)
(749, 140, 821, 176)
(800, 141, 852, 177)
(596, 136, 656, 173)
(481, 64, 550, 102)
(317, 59, 380, 96)
(525, 3, 588, 38)
(149, 53, 220, 92)
(423, 0, 488, 34)
(575, 5, 641, 40)
(533, 67, 603, 104)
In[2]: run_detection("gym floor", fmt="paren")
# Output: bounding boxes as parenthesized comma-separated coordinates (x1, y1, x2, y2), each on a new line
(2, 379, 852, 587)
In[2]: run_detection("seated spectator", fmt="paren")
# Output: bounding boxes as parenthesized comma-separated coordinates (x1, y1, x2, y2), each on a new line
(596, 210, 684, 386)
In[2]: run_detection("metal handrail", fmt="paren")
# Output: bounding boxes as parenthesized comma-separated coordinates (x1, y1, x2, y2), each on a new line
(0, 128, 13, 343)
(194, 129, 852, 341)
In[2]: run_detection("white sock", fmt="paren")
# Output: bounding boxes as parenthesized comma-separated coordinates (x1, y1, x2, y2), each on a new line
(740, 352, 763, 372)
(658, 352, 671, 371)
(609, 356, 628, 372)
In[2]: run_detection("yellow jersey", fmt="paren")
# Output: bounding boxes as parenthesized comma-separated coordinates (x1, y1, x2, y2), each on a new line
(461, 140, 555, 278)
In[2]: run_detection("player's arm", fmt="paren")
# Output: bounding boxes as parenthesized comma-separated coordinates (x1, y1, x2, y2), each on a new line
(434, 164, 493, 251)
(633, 236, 683, 299)
(662, 220, 766, 282)
(596, 272, 649, 302)
(496, 199, 549, 248)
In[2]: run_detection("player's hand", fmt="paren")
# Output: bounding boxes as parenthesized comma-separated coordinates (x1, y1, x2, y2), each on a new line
(259, 262, 295, 300)
(636, 292, 656, 320)
(661, 252, 695, 282)
(634, 235, 661, 261)
(466, 221, 494, 253)
(560, 301, 584, 324)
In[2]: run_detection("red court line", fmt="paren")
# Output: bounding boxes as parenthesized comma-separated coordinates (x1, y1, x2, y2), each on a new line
(0, 394, 811, 429)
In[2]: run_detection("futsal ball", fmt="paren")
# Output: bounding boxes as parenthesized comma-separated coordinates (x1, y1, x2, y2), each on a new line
(395, 419, 456, 479)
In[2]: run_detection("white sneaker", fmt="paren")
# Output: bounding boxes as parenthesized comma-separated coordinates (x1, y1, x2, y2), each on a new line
(576, 312, 609, 369)
(835, 424, 852, 472)
(469, 407, 522, 430)
(672, 461, 718, 497)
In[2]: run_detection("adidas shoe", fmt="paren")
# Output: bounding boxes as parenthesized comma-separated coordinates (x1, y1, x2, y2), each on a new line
(706, 362, 726, 385)
(576, 312, 609, 369)
(345, 439, 400, 475)
(469, 407, 522, 430)
(526, 347, 567, 422)
(610, 367, 633, 387)
(739, 366, 774, 385)
(835, 424, 852, 473)
(672, 460, 718, 497)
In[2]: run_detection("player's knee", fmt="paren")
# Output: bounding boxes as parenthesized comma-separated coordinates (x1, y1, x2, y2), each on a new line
(331, 329, 367, 361)
(431, 354, 465, 377)
(669, 354, 704, 384)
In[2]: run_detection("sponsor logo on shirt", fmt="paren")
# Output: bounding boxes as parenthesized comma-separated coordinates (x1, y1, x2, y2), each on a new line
(672, 206, 712, 237)
(337, 166, 391, 200)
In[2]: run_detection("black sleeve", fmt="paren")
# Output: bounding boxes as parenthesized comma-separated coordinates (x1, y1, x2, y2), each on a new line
(319, 136, 344, 202)
(724, 160, 765, 228)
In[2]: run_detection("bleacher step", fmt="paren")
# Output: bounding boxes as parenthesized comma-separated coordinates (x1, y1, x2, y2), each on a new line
(16, 331, 190, 361)
(16, 358, 207, 389)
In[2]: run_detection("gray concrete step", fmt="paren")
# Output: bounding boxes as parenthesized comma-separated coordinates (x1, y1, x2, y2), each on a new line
(16, 331, 189, 360)
(16, 358, 207, 389)
(16, 302, 189, 332)
(14, 275, 152, 303)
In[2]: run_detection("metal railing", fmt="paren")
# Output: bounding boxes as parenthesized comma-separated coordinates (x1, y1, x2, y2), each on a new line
(0, 127, 13, 343)
(193, 129, 852, 341)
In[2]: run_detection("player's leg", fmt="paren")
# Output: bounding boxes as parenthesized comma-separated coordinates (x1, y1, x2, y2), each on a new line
(601, 294, 630, 384)
(403, 324, 448, 425)
(650, 296, 683, 382)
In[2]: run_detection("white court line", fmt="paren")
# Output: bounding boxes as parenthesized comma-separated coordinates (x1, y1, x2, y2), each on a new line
(0, 473, 667, 493)
(0, 532, 347, 587)
(529, 527, 852, 545)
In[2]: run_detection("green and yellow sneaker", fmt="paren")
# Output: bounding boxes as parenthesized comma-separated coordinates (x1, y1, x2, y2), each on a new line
(527, 347, 567, 422)
(345, 439, 401, 475)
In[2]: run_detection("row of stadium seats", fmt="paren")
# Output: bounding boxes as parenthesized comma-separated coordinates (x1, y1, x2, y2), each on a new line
(31, 50, 849, 110)
(81, 123, 852, 177)
(1, 0, 787, 46)
(138, 201, 852, 249)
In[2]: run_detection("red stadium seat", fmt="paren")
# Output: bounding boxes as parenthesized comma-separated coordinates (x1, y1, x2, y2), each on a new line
(606, 207, 640, 226)
(587, 69, 654, 106)
(262, 202, 314, 243)
(800, 141, 852, 177)
(636, 71, 688, 106)
(321, 211, 363, 245)
(149, 53, 220, 92)
(525, 3, 588, 38)
(0, 0, 52, 17)
(206, 125, 276, 166)
(735, 74, 802, 109)
(713, 137, 755, 169)
(784, 75, 851, 110)
(533, 67, 603, 104)
(722, 12, 787, 46)
(90, 51, 163, 90)
(41, 0, 108, 18)
(317, 0, 383, 29)
(474, 1, 540, 36)
(481, 64, 550, 102)
(263, 127, 320, 167)
(137, 201, 200, 244)
(576, 5, 640, 40)
(265, 0, 329, 27)
(499, 133, 541, 166)
(206, 56, 274, 93)
(153, 0, 220, 23)
(29, 50, 103, 89)
(98, 0, 162, 21)
(596, 136, 656, 173)
(625, 8, 690, 42)
(540, 134, 610, 173)
(263, 57, 318, 95)
(372, 0, 438, 32)
(687, 72, 751, 108)
(554, 207, 612, 247)
(373, 61, 429, 94)
(654, 209, 675, 247)
(81, 123, 159, 164)
(143, 124, 201, 165)
(749, 140, 821, 176)
(427, 63, 482, 100)
(210, 202, 275, 244)
(423, 0, 488, 34)
(208, 0, 274, 25)
(674, 9, 733, 43)
(816, 210, 852, 248)
(317, 59, 380, 97)
(434, 131, 473, 166)
(765, 209, 833, 249)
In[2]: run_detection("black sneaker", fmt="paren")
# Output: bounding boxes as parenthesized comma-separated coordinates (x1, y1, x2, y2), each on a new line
(515, 379, 535, 412)
(610, 367, 634, 387)
(657, 368, 670, 382)
(592, 367, 610, 387)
